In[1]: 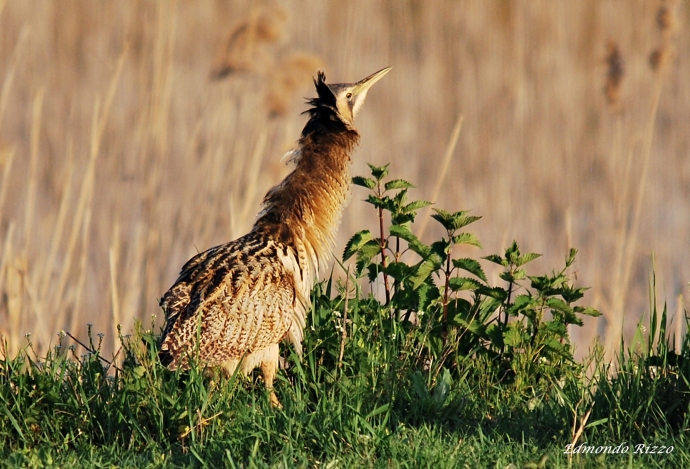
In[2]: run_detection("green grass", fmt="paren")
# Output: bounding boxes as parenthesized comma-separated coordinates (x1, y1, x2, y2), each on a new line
(1, 305, 688, 468)
(1, 168, 688, 468)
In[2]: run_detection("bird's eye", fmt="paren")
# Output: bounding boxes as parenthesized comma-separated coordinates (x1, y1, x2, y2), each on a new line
(346, 92, 353, 99)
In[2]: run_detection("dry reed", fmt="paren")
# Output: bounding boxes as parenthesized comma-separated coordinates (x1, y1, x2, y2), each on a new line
(0, 1, 687, 359)
(604, 41, 624, 107)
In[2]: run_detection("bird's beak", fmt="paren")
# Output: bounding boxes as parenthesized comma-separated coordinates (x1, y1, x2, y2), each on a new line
(352, 66, 392, 96)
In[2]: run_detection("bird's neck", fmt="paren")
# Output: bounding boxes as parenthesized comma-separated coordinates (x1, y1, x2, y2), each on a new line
(254, 129, 360, 273)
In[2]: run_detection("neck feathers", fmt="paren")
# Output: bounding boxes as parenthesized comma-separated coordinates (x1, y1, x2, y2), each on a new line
(254, 113, 360, 274)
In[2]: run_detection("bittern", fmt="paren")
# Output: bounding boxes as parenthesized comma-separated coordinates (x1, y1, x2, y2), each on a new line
(158, 66, 391, 406)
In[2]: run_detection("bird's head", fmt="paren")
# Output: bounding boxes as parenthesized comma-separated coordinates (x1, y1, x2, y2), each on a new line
(309, 66, 391, 130)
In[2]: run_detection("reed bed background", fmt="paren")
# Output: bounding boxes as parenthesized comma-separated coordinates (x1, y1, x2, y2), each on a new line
(0, 0, 687, 359)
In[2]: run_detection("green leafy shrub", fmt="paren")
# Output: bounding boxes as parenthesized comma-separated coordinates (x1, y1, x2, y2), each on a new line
(313, 163, 601, 397)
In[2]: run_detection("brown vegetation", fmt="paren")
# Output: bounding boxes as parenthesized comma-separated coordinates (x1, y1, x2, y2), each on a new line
(0, 1, 687, 359)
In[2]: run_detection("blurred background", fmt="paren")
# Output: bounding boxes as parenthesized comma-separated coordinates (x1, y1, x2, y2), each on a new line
(0, 0, 687, 360)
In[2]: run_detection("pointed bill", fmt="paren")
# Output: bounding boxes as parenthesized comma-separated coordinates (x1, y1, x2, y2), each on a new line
(353, 66, 392, 95)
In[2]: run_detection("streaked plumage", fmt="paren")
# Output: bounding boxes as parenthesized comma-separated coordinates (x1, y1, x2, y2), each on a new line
(158, 66, 391, 405)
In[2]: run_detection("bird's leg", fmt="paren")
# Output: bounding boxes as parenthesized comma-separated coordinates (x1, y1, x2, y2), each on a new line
(261, 344, 281, 408)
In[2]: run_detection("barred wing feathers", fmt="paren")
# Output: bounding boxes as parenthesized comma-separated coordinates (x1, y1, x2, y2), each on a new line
(159, 232, 303, 368)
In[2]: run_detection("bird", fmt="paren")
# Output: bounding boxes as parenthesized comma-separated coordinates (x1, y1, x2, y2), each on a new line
(158, 66, 391, 406)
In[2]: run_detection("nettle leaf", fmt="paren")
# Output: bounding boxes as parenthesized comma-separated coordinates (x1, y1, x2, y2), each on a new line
(569, 316, 584, 327)
(431, 209, 453, 230)
(499, 271, 512, 283)
(359, 239, 383, 260)
(553, 303, 582, 326)
(365, 194, 387, 209)
(431, 209, 481, 232)
(430, 239, 451, 258)
(366, 262, 383, 283)
(482, 254, 507, 267)
(392, 189, 408, 207)
(392, 213, 415, 226)
(381, 197, 397, 213)
(520, 306, 538, 324)
(500, 268, 526, 283)
(543, 320, 567, 337)
(411, 371, 429, 400)
(503, 323, 525, 347)
(546, 298, 573, 315)
(575, 306, 601, 317)
(505, 241, 521, 261)
(367, 163, 389, 181)
(402, 200, 433, 214)
(561, 285, 588, 303)
(384, 179, 415, 191)
(452, 258, 487, 282)
(530, 274, 567, 294)
(565, 248, 578, 268)
(448, 277, 481, 292)
(513, 269, 527, 281)
(413, 279, 441, 315)
(415, 282, 434, 311)
(452, 232, 482, 248)
(432, 368, 452, 405)
(389, 225, 431, 257)
(432, 208, 452, 219)
(355, 240, 382, 275)
(479, 295, 503, 317)
(452, 214, 482, 231)
(477, 285, 508, 302)
(543, 337, 568, 357)
(352, 176, 376, 190)
(452, 304, 484, 334)
(486, 323, 503, 348)
(410, 259, 438, 290)
(507, 294, 534, 316)
(516, 252, 542, 267)
(388, 224, 415, 242)
(385, 262, 411, 282)
(343, 230, 373, 261)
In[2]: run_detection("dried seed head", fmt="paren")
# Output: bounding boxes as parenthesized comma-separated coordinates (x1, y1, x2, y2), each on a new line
(255, 7, 288, 43)
(604, 41, 624, 106)
(656, 4, 675, 33)
(649, 1, 678, 73)
(649, 47, 669, 72)
(210, 5, 288, 79)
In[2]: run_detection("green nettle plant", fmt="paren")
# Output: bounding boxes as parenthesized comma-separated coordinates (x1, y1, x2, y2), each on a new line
(314, 163, 601, 390)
